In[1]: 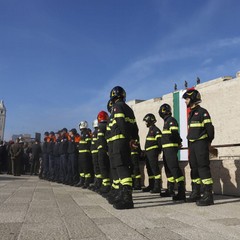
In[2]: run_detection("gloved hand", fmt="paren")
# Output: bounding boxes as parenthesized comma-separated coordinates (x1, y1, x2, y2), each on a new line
(129, 139, 138, 149)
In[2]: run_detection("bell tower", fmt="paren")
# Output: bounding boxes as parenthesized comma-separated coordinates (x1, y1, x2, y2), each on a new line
(0, 100, 6, 141)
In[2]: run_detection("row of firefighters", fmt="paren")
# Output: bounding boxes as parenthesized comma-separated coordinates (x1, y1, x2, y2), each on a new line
(38, 86, 214, 210)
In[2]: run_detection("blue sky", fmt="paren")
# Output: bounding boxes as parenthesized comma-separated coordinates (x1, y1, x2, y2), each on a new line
(1, 0, 240, 140)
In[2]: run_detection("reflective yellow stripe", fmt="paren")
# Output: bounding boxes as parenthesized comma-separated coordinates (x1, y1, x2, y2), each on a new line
(203, 119, 212, 124)
(85, 138, 91, 141)
(202, 178, 213, 185)
(113, 179, 120, 184)
(125, 117, 136, 124)
(167, 176, 175, 183)
(95, 174, 102, 178)
(135, 175, 141, 179)
(146, 137, 155, 141)
(79, 140, 87, 143)
(192, 178, 201, 184)
(175, 176, 185, 183)
(155, 134, 162, 138)
(91, 150, 98, 154)
(169, 126, 178, 130)
(146, 145, 159, 151)
(85, 173, 91, 178)
(131, 151, 139, 155)
(98, 133, 104, 136)
(162, 143, 179, 148)
(162, 130, 171, 134)
(149, 176, 155, 179)
(97, 145, 103, 149)
(120, 177, 133, 186)
(189, 134, 208, 142)
(79, 150, 90, 153)
(80, 173, 84, 177)
(92, 137, 97, 141)
(154, 174, 161, 180)
(189, 123, 204, 127)
(109, 134, 125, 141)
(114, 113, 125, 118)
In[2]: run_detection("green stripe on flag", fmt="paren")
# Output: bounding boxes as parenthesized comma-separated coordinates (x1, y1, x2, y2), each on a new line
(173, 91, 180, 160)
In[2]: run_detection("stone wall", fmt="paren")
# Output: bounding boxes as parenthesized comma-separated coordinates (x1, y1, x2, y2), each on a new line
(129, 75, 240, 196)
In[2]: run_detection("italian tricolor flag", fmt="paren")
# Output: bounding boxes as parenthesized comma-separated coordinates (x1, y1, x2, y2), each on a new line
(173, 90, 189, 161)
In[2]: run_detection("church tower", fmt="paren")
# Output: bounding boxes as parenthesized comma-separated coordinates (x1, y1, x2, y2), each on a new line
(0, 100, 6, 141)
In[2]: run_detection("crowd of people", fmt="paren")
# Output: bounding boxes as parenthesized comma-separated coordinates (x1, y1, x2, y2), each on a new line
(0, 86, 215, 210)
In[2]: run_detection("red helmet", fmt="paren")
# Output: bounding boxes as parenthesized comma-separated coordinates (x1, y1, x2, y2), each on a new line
(97, 111, 109, 123)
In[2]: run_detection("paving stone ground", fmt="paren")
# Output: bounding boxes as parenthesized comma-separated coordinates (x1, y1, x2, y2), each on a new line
(0, 174, 240, 240)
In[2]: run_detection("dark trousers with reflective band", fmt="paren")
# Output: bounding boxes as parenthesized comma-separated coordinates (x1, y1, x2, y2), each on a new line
(92, 153, 100, 176)
(163, 147, 183, 181)
(130, 154, 141, 177)
(98, 149, 110, 179)
(189, 139, 212, 181)
(112, 139, 132, 185)
(78, 152, 93, 178)
(145, 149, 161, 177)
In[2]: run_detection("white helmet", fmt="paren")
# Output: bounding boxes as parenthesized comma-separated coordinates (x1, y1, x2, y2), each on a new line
(79, 121, 88, 130)
(92, 119, 98, 128)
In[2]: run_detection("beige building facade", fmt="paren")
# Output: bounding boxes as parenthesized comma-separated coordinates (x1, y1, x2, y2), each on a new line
(128, 73, 240, 196)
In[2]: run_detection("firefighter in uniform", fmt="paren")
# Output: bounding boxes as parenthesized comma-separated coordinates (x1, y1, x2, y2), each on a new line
(97, 111, 111, 196)
(159, 103, 186, 201)
(105, 99, 121, 205)
(89, 119, 102, 191)
(109, 86, 139, 209)
(142, 113, 162, 193)
(77, 121, 93, 188)
(182, 89, 215, 206)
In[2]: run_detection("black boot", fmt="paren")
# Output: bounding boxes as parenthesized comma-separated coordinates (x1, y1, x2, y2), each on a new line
(160, 182, 175, 197)
(142, 178, 154, 192)
(74, 177, 85, 187)
(107, 188, 120, 204)
(150, 179, 161, 193)
(82, 177, 92, 188)
(113, 185, 134, 210)
(196, 184, 214, 206)
(186, 183, 201, 202)
(172, 181, 186, 201)
(133, 178, 142, 190)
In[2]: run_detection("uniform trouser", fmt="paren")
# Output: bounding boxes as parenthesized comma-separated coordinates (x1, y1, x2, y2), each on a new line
(49, 154, 55, 179)
(42, 153, 49, 178)
(98, 149, 110, 179)
(112, 139, 132, 185)
(54, 155, 60, 180)
(130, 153, 141, 177)
(145, 149, 161, 177)
(78, 152, 93, 178)
(11, 158, 21, 175)
(30, 157, 39, 175)
(163, 147, 183, 181)
(189, 139, 212, 181)
(60, 154, 68, 182)
(68, 153, 78, 183)
(92, 153, 101, 177)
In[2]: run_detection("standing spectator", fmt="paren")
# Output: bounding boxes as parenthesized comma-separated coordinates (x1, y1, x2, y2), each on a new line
(10, 138, 23, 176)
(0, 141, 4, 173)
(30, 140, 42, 175)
